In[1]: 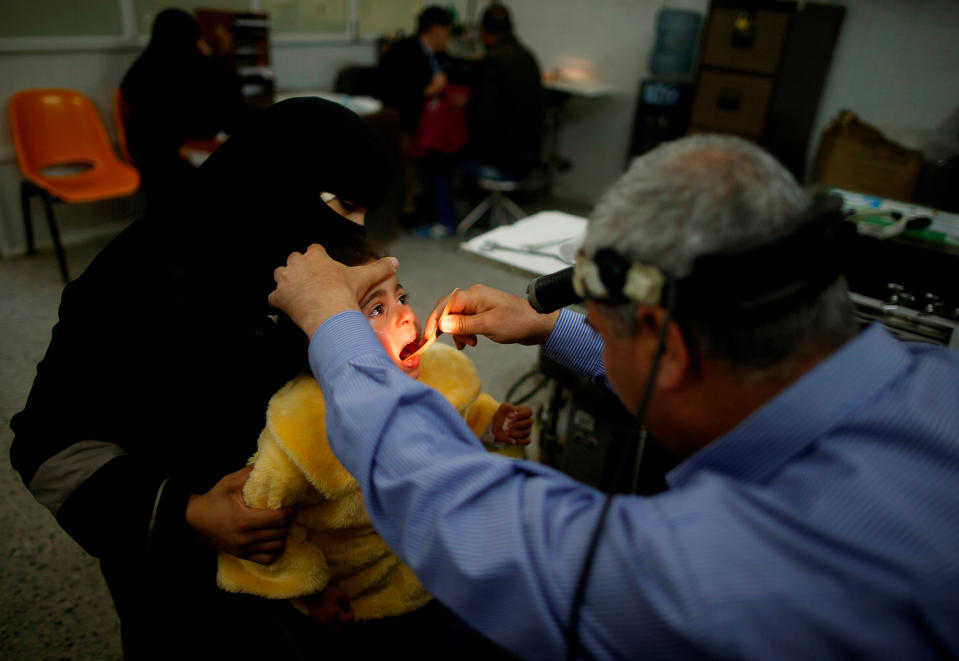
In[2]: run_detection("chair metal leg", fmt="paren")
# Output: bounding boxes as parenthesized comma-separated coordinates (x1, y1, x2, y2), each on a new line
(490, 195, 504, 228)
(20, 180, 36, 255)
(501, 195, 527, 222)
(40, 191, 69, 282)
(457, 195, 493, 235)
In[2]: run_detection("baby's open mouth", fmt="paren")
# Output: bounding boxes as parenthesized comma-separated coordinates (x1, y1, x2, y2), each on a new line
(398, 339, 420, 361)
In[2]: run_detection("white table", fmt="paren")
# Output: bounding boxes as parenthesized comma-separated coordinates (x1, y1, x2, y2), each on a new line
(460, 210, 587, 277)
(543, 78, 616, 99)
(542, 78, 616, 188)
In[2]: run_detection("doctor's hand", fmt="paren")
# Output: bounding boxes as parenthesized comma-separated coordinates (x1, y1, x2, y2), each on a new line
(426, 284, 561, 350)
(270, 244, 399, 339)
(185, 465, 296, 565)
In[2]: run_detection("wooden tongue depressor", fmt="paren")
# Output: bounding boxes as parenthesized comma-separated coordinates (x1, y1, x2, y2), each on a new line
(408, 288, 459, 359)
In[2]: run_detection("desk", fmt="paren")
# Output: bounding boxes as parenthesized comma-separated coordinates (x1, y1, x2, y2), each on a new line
(273, 90, 383, 116)
(460, 210, 587, 277)
(541, 77, 616, 188)
(543, 78, 617, 99)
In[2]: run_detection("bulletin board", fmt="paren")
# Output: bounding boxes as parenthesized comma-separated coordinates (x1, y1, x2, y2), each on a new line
(132, 0, 250, 35)
(0, 0, 433, 44)
(357, 0, 423, 37)
(265, 0, 349, 35)
(0, 0, 124, 37)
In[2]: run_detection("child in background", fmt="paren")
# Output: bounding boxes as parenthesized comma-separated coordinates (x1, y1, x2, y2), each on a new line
(217, 253, 531, 655)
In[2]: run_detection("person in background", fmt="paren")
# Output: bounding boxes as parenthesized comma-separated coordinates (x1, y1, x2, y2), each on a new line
(120, 8, 249, 201)
(378, 6, 461, 237)
(267, 134, 959, 659)
(464, 3, 545, 179)
(9, 98, 392, 659)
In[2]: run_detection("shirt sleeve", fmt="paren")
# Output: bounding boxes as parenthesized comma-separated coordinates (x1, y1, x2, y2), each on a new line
(308, 311, 703, 659)
(543, 308, 609, 387)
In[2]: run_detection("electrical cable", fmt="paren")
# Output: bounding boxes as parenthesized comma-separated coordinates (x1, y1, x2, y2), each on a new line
(564, 280, 677, 660)
(505, 368, 551, 405)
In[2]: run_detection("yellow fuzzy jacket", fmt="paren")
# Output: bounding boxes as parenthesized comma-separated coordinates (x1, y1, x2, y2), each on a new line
(216, 343, 507, 621)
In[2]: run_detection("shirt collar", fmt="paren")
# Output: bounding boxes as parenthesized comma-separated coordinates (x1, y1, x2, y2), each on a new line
(666, 323, 912, 488)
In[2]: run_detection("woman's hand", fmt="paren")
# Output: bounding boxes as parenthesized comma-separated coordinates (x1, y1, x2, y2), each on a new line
(305, 584, 355, 628)
(424, 71, 448, 96)
(493, 402, 534, 445)
(185, 465, 296, 564)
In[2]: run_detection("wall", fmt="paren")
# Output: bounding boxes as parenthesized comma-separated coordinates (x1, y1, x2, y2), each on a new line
(809, 0, 959, 171)
(506, 0, 959, 204)
(2, 0, 959, 258)
(504, 0, 707, 204)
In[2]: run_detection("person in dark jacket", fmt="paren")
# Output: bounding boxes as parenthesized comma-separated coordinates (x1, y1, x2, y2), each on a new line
(120, 8, 248, 200)
(9, 98, 391, 660)
(378, 6, 459, 233)
(378, 6, 453, 137)
(466, 3, 545, 177)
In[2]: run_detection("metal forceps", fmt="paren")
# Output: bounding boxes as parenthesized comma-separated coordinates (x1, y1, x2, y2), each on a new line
(480, 240, 574, 264)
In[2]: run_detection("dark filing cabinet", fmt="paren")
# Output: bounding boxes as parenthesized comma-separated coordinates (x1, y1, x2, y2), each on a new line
(196, 10, 275, 108)
(689, 1, 845, 180)
(628, 80, 695, 164)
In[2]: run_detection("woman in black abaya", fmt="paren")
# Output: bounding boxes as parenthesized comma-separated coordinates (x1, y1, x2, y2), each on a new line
(121, 8, 248, 197)
(10, 98, 392, 659)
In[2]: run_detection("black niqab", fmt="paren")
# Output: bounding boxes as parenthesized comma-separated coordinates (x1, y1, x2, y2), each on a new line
(147, 8, 203, 56)
(11, 96, 392, 496)
(177, 96, 391, 310)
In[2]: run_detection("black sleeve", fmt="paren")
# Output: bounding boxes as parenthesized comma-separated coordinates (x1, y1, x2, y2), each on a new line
(467, 58, 502, 154)
(9, 244, 203, 565)
(379, 40, 430, 133)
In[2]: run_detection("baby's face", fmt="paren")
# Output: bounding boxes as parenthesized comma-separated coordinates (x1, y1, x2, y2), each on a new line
(361, 273, 422, 379)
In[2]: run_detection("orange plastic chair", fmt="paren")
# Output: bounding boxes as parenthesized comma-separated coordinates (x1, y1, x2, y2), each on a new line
(113, 88, 135, 165)
(9, 89, 140, 282)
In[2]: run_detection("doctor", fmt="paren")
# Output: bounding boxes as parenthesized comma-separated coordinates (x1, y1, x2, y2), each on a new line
(268, 135, 959, 660)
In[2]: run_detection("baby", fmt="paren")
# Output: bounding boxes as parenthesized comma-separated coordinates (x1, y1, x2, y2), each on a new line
(360, 270, 533, 447)
(217, 264, 534, 628)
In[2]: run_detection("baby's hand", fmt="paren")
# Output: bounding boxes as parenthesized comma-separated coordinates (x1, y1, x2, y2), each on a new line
(493, 402, 534, 445)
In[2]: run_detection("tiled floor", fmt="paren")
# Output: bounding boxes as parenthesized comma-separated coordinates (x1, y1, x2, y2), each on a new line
(0, 195, 590, 659)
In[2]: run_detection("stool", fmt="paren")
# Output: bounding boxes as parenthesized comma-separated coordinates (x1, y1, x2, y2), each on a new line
(457, 174, 527, 235)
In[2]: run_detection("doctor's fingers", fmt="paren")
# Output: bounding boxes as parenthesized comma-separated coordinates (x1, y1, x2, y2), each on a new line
(439, 285, 543, 345)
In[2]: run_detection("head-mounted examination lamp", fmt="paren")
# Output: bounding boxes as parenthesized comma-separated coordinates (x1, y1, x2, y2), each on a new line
(526, 192, 851, 316)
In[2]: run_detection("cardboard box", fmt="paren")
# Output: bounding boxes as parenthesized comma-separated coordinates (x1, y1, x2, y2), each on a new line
(812, 110, 923, 202)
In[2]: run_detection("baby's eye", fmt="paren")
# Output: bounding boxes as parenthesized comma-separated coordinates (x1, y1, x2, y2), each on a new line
(340, 199, 357, 213)
(398, 294, 409, 305)
(367, 304, 383, 317)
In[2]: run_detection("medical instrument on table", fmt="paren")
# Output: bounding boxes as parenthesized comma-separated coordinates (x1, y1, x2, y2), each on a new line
(522, 236, 580, 250)
(407, 288, 459, 359)
(846, 209, 932, 240)
(480, 240, 574, 264)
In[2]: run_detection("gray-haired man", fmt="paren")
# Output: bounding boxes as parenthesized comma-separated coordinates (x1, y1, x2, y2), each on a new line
(269, 135, 959, 660)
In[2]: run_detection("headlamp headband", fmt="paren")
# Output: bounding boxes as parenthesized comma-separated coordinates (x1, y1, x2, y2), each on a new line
(573, 250, 667, 306)
(569, 192, 850, 315)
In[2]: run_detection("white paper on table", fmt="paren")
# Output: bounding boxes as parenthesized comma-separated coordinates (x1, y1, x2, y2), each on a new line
(460, 211, 587, 276)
